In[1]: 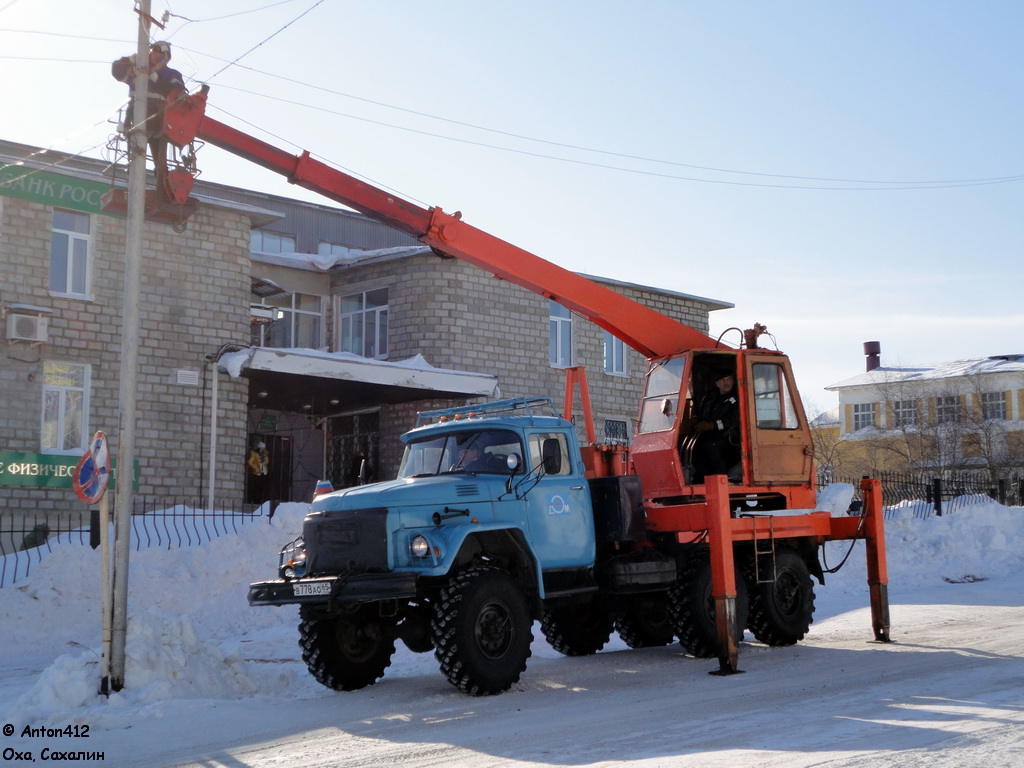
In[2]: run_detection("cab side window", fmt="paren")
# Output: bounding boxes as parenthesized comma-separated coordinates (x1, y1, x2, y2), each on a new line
(529, 433, 572, 476)
(752, 363, 799, 429)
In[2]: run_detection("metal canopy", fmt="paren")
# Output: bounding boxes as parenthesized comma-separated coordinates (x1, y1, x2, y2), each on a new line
(219, 347, 499, 416)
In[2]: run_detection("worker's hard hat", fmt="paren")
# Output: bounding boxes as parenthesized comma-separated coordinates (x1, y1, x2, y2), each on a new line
(151, 41, 171, 59)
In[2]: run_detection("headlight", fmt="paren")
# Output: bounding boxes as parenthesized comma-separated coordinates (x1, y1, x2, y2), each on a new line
(279, 536, 307, 579)
(410, 535, 430, 559)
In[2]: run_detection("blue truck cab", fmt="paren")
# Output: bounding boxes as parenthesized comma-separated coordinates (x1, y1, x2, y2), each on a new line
(248, 398, 674, 695)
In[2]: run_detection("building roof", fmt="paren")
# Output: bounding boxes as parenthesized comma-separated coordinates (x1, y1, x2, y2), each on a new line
(826, 354, 1024, 391)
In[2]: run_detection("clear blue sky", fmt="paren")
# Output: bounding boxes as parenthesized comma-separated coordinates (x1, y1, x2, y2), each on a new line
(2, 0, 1022, 412)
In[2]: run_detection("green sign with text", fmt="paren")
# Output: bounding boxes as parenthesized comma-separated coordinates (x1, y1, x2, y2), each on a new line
(0, 164, 113, 216)
(0, 451, 136, 489)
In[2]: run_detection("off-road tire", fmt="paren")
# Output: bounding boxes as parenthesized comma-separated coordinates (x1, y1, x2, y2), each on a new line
(744, 545, 815, 646)
(615, 595, 676, 648)
(668, 550, 748, 658)
(298, 604, 395, 691)
(431, 567, 533, 695)
(541, 601, 615, 656)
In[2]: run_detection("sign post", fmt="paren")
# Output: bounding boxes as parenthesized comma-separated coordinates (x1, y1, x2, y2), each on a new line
(73, 431, 112, 696)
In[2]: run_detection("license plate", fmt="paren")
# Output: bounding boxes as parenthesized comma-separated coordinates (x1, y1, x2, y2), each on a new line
(292, 581, 332, 597)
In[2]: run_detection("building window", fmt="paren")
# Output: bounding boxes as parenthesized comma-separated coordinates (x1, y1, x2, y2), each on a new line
(892, 400, 918, 429)
(603, 331, 627, 376)
(338, 288, 388, 358)
(980, 392, 1007, 421)
(549, 301, 573, 368)
(318, 241, 353, 257)
(852, 402, 877, 431)
(250, 230, 296, 253)
(41, 362, 89, 453)
(936, 396, 961, 425)
(604, 419, 629, 444)
(50, 209, 91, 298)
(253, 292, 323, 348)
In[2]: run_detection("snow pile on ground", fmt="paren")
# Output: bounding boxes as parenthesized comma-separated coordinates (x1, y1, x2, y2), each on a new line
(3, 494, 1023, 727)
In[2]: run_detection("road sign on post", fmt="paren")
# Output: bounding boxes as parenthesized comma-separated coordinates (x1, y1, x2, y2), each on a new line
(73, 431, 110, 505)
(75, 430, 113, 695)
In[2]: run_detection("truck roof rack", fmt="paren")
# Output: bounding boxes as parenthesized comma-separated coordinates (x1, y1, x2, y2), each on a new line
(415, 397, 559, 427)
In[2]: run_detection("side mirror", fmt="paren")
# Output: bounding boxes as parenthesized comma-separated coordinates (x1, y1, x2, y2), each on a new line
(661, 398, 673, 417)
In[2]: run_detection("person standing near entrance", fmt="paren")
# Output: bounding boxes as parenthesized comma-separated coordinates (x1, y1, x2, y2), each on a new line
(247, 441, 270, 505)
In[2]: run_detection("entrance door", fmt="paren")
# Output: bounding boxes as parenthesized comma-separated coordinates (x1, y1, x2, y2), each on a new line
(327, 411, 380, 488)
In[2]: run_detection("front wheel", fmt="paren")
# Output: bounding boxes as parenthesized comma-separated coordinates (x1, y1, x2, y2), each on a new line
(744, 546, 815, 646)
(298, 604, 395, 691)
(432, 567, 534, 695)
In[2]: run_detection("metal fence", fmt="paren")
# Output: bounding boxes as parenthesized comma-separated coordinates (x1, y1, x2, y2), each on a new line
(0, 497, 267, 588)
(819, 470, 1024, 518)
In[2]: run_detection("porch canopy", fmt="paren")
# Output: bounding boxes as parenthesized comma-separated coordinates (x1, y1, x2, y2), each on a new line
(217, 347, 499, 415)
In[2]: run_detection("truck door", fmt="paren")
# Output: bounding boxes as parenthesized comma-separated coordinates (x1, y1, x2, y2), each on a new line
(523, 431, 596, 568)
(746, 357, 814, 484)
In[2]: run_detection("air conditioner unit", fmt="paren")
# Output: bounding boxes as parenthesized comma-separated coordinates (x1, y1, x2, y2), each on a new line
(7, 313, 49, 343)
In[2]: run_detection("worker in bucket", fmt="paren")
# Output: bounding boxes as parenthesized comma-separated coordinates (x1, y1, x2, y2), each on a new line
(111, 41, 185, 203)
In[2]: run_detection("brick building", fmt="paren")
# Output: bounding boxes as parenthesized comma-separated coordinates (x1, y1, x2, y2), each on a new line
(1, 138, 731, 527)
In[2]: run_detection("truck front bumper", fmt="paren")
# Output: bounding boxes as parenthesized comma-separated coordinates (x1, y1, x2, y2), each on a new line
(248, 572, 419, 607)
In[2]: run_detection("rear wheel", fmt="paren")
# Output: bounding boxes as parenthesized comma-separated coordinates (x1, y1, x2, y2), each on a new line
(298, 604, 395, 691)
(541, 601, 615, 656)
(744, 546, 815, 646)
(615, 595, 676, 648)
(432, 567, 533, 695)
(668, 550, 748, 658)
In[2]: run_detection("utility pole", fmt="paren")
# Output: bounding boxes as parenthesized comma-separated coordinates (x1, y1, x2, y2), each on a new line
(109, 0, 152, 692)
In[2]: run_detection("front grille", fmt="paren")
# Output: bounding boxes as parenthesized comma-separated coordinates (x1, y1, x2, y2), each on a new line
(456, 483, 481, 498)
(303, 507, 389, 576)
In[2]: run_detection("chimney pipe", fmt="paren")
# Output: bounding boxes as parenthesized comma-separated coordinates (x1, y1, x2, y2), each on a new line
(864, 341, 881, 372)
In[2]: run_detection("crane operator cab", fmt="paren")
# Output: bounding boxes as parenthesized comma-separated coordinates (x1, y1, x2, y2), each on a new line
(631, 346, 815, 508)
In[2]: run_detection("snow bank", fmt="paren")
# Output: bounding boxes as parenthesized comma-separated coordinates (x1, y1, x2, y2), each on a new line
(2, 496, 1023, 725)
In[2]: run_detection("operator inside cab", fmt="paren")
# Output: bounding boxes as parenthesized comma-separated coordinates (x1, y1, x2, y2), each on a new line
(690, 366, 741, 483)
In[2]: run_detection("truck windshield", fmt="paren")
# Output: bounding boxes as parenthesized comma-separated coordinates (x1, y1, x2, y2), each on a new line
(398, 429, 522, 477)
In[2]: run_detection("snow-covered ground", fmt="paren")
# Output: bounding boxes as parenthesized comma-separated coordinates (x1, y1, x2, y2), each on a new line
(2, 490, 1022, 767)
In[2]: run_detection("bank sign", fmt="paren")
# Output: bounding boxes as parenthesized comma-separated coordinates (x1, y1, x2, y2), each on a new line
(0, 451, 135, 490)
(0, 163, 114, 216)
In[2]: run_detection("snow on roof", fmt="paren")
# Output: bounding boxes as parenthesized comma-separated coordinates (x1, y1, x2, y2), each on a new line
(218, 346, 498, 397)
(252, 245, 433, 272)
(826, 354, 1024, 390)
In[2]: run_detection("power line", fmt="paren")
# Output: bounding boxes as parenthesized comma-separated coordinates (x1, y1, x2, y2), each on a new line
(207, 83, 1024, 192)
(5, 15, 1022, 192)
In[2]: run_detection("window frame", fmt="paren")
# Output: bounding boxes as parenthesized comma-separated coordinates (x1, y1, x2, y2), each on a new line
(49, 208, 92, 299)
(980, 392, 1007, 421)
(549, 301, 573, 369)
(935, 395, 961, 425)
(603, 330, 627, 376)
(250, 229, 296, 254)
(252, 292, 324, 349)
(852, 402, 877, 432)
(337, 288, 389, 359)
(41, 361, 90, 454)
(891, 399, 918, 429)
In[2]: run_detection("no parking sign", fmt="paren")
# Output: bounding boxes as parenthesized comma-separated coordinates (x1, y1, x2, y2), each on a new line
(74, 431, 110, 505)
